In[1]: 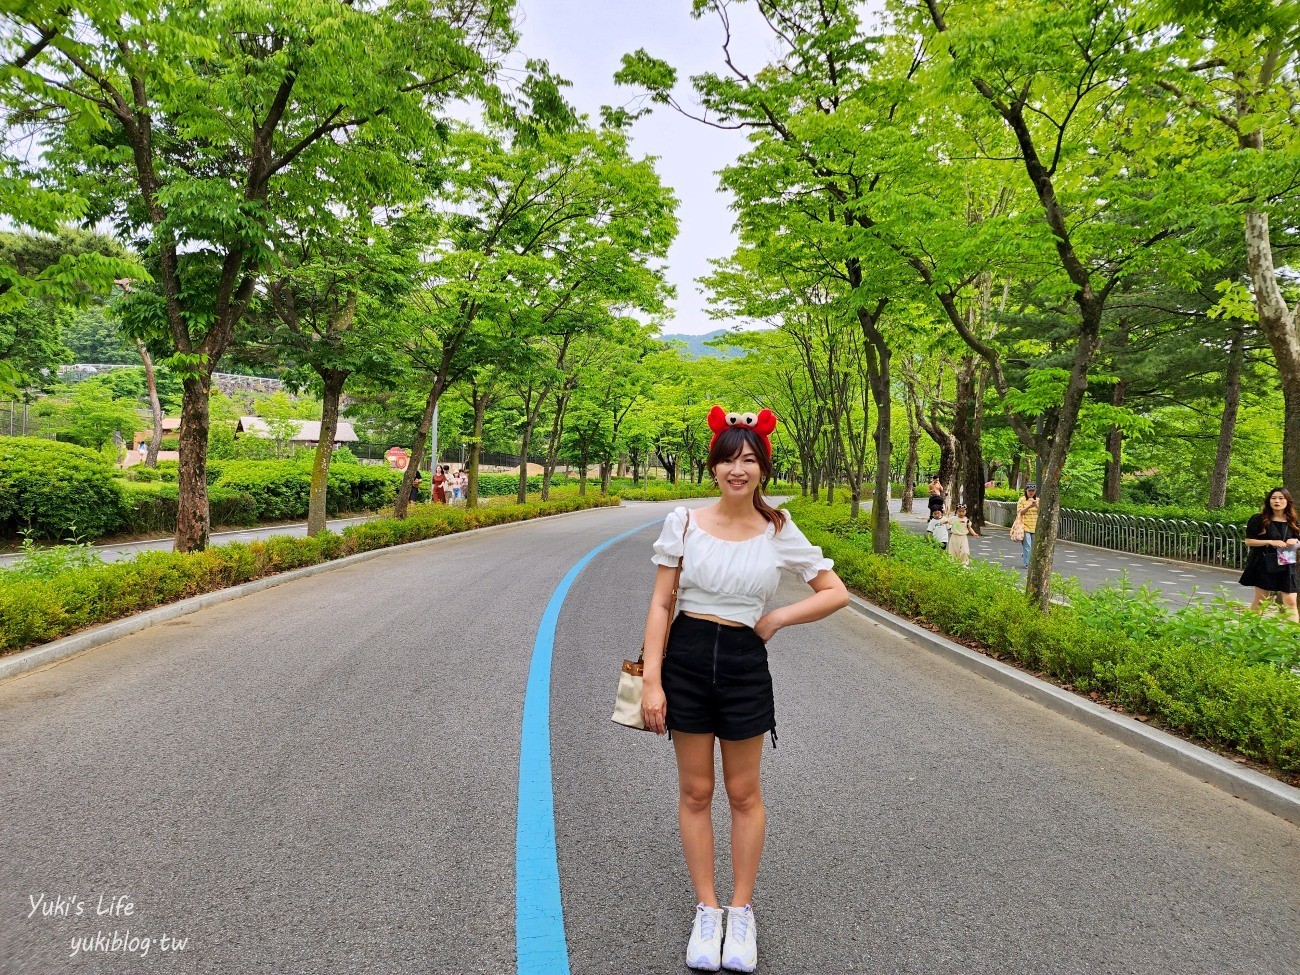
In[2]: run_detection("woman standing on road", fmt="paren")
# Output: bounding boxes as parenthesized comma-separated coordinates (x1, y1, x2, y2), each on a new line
(639, 407, 850, 973)
(1016, 484, 1040, 568)
(1239, 487, 1299, 623)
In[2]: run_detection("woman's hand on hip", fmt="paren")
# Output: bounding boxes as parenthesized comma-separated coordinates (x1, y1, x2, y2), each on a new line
(754, 609, 786, 644)
(641, 682, 667, 735)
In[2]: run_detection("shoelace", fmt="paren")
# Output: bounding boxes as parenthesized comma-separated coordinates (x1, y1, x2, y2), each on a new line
(726, 906, 751, 942)
(696, 906, 721, 941)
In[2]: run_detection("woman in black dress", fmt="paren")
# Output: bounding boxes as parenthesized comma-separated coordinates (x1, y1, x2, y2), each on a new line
(1238, 487, 1299, 623)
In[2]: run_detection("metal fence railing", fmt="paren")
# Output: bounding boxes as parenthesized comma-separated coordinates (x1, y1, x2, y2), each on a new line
(984, 500, 1247, 570)
(1, 401, 60, 440)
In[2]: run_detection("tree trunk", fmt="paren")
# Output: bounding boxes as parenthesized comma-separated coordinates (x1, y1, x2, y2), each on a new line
(308, 368, 348, 536)
(1208, 326, 1246, 509)
(599, 461, 612, 495)
(825, 435, 836, 505)
(952, 356, 977, 507)
(852, 300, 893, 553)
(136, 340, 164, 468)
(1243, 208, 1300, 491)
(1103, 421, 1124, 503)
(901, 407, 919, 514)
(516, 421, 536, 504)
(962, 365, 988, 532)
(467, 390, 488, 509)
(541, 393, 570, 503)
(395, 382, 443, 519)
(1025, 326, 1102, 607)
(1103, 327, 1128, 502)
(175, 375, 212, 552)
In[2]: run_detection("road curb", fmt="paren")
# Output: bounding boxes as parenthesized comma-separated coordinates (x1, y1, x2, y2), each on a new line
(845, 593, 1300, 828)
(0, 504, 617, 686)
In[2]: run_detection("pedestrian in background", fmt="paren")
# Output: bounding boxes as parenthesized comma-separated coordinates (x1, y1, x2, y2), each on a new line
(928, 506, 950, 550)
(432, 465, 448, 504)
(927, 476, 945, 520)
(1239, 486, 1299, 623)
(1015, 484, 1040, 567)
(948, 502, 979, 566)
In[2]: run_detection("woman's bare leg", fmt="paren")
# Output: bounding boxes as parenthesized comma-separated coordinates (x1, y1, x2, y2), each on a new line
(720, 734, 767, 907)
(1282, 592, 1299, 623)
(673, 732, 719, 907)
(1250, 587, 1269, 612)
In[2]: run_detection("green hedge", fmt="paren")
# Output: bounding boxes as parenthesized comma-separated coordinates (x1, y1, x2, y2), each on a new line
(119, 482, 259, 535)
(785, 497, 1300, 780)
(474, 472, 564, 497)
(0, 437, 128, 540)
(204, 459, 401, 520)
(121, 462, 179, 483)
(117, 461, 401, 530)
(0, 494, 619, 654)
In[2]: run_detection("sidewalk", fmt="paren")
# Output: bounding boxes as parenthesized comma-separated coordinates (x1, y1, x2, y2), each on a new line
(890, 500, 1244, 608)
(0, 515, 380, 568)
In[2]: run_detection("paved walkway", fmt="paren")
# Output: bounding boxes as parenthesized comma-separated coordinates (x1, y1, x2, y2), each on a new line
(891, 500, 1243, 608)
(1, 500, 1295, 973)
(0, 516, 381, 567)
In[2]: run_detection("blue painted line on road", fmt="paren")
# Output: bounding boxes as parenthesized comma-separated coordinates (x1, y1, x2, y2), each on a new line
(516, 517, 665, 975)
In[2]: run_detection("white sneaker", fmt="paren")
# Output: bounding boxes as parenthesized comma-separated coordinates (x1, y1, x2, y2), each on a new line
(686, 903, 725, 971)
(721, 904, 758, 972)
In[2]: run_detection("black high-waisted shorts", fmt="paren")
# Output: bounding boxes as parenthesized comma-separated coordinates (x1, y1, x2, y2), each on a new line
(662, 613, 777, 747)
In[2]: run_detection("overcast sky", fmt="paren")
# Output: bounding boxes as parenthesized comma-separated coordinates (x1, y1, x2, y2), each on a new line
(509, 1, 776, 336)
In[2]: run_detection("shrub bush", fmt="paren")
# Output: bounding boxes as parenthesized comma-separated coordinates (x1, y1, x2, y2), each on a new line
(474, 472, 564, 497)
(0, 437, 129, 540)
(0, 494, 618, 655)
(118, 482, 259, 535)
(120, 461, 179, 484)
(208, 459, 401, 520)
(785, 496, 1300, 778)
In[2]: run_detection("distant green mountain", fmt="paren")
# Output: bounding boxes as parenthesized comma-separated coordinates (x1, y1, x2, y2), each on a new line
(657, 328, 744, 360)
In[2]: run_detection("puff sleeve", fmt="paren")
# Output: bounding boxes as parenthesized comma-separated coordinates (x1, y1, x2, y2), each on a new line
(772, 515, 834, 581)
(650, 506, 689, 567)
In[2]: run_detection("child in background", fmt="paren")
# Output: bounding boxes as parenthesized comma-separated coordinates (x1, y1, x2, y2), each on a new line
(948, 502, 980, 566)
(928, 507, 950, 550)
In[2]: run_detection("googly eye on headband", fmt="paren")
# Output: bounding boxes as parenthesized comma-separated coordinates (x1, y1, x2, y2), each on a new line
(707, 405, 777, 457)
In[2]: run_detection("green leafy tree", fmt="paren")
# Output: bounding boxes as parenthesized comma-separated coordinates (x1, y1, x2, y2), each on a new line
(1144, 0, 1300, 491)
(5, 0, 515, 549)
(238, 218, 416, 534)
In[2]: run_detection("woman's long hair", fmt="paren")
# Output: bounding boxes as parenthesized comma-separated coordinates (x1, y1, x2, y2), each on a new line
(709, 426, 787, 532)
(1255, 487, 1300, 535)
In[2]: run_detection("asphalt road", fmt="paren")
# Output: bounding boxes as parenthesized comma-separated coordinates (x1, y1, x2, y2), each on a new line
(1, 500, 1296, 974)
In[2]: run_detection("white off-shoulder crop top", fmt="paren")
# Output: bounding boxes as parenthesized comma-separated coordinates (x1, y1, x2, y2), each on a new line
(650, 505, 834, 628)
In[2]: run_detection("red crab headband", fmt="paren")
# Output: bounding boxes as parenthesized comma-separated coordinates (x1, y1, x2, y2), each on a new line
(708, 406, 777, 458)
